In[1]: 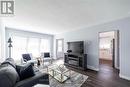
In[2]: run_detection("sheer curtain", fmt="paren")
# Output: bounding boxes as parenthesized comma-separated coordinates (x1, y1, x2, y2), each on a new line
(28, 38, 40, 57)
(40, 39, 50, 53)
(12, 36, 27, 62)
(11, 35, 51, 63)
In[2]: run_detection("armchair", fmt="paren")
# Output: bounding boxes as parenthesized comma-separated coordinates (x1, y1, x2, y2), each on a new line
(41, 52, 53, 65)
(22, 54, 37, 65)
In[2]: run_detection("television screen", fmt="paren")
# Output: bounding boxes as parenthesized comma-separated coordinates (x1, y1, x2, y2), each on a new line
(67, 41, 84, 54)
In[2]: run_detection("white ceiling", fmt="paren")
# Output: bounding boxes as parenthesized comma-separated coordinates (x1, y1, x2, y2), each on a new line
(2, 0, 130, 35)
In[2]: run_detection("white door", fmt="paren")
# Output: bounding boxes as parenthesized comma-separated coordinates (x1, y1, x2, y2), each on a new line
(56, 39, 64, 58)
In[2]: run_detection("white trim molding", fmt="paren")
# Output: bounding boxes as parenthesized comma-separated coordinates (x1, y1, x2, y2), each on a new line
(119, 74, 130, 81)
(87, 65, 99, 71)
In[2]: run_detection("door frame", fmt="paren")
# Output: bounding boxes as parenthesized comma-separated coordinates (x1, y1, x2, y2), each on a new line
(98, 30, 120, 70)
(56, 39, 64, 59)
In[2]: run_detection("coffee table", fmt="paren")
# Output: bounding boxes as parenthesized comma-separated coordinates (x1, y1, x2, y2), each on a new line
(47, 64, 71, 83)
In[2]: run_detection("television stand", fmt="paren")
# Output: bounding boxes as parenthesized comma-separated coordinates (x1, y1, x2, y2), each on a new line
(64, 53, 87, 70)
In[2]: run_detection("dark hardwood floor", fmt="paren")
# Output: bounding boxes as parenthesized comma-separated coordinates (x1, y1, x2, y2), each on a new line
(53, 59, 130, 87)
(67, 61, 130, 87)
(99, 59, 113, 67)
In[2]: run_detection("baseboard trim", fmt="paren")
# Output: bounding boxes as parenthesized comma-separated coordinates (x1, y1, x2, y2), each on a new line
(114, 65, 120, 70)
(119, 74, 130, 80)
(87, 65, 99, 71)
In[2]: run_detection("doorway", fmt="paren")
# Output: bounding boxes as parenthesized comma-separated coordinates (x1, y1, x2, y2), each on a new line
(56, 39, 64, 59)
(99, 31, 119, 70)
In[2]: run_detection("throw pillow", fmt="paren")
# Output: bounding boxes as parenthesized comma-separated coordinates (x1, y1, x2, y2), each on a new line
(16, 63, 35, 80)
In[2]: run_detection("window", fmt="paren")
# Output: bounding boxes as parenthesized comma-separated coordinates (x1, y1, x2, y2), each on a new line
(40, 39, 50, 52)
(57, 40, 63, 52)
(11, 36, 51, 62)
(12, 36, 27, 61)
(28, 38, 39, 57)
(56, 39, 64, 58)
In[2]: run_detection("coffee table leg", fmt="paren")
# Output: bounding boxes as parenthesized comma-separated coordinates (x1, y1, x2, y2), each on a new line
(53, 70, 55, 77)
(47, 67, 48, 72)
(69, 70, 71, 78)
(61, 74, 63, 82)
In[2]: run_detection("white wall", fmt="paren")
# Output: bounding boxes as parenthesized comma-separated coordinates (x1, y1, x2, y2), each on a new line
(55, 17, 130, 80)
(0, 19, 2, 60)
(0, 19, 5, 62)
(5, 28, 54, 59)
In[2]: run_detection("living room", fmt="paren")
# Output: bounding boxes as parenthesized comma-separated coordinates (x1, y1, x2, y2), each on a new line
(0, 0, 130, 87)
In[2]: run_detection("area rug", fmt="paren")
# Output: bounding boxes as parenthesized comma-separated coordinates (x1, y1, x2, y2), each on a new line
(49, 71, 88, 87)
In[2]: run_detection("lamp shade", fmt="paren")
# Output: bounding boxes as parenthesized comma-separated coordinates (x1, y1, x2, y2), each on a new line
(8, 43, 13, 47)
(8, 38, 12, 43)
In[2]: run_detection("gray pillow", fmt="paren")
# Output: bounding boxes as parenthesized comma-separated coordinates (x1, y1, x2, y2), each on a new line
(0, 66, 20, 87)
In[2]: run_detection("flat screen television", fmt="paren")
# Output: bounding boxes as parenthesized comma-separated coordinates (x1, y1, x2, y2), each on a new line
(67, 41, 84, 54)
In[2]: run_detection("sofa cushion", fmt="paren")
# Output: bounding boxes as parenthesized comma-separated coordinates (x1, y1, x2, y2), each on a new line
(15, 73, 49, 87)
(16, 63, 35, 80)
(0, 65, 20, 87)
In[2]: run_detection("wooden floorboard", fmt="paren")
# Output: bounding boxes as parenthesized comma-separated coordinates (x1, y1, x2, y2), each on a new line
(53, 59, 130, 87)
(67, 63, 130, 87)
